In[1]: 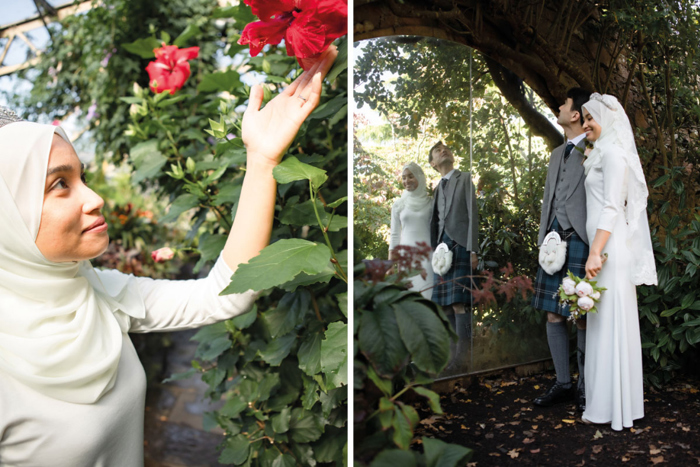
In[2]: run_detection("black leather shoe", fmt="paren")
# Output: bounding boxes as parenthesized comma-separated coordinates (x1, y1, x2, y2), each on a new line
(576, 386, 586, 412)
(533, 381, 575, 407)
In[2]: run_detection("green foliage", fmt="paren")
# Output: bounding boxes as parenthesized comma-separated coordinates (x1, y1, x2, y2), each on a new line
(15, 0, 348, 464)
(354, 267, 472, 465)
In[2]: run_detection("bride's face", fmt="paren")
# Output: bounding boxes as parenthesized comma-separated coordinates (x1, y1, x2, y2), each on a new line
(582, 109, 602, 142)
(35, 135, 109, 262)
(402, 168, 418, 191)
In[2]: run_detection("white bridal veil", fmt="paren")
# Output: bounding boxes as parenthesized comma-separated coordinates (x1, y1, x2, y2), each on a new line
(582, 93, 658, 286)
(393, 162, 431, 214)
(0, 112, 144, 404)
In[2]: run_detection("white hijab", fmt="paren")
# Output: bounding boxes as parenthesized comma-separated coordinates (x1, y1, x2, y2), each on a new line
(0, 119, 145, 404)
(582, 93, 658, 286)
(393, 162, 431, 214)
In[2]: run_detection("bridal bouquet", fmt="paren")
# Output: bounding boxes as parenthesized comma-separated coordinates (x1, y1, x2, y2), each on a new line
(558, 271, 607, 321)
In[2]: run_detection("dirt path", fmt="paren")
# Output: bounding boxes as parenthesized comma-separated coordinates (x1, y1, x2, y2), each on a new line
(414, 371, 700, 466)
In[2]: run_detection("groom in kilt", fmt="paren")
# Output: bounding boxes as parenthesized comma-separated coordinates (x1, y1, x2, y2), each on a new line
(428, 142, 479, 371)
(532, 88, 591, 412)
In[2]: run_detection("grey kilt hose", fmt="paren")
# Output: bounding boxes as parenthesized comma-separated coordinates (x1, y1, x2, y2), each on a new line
(531, 218, 589, 317)
(432, 232, 477, 306)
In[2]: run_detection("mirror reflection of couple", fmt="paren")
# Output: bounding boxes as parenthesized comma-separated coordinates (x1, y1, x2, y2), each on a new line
(389, 90, 657, 432)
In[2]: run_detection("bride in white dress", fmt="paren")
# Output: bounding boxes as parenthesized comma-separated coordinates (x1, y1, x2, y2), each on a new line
(579, 93, 657, 430)
(389, 162, 434, 299)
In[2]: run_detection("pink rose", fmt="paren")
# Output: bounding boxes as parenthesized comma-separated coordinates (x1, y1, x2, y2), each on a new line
(577, 296, 594, 311)
(151, 247, 175, 263)
(562, 277, 576, 295)
(575, 281, 593, 297)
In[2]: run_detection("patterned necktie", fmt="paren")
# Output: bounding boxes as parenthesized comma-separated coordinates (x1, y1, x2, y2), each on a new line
(563, 142, 575, 162)
(440, 178, 448, 198)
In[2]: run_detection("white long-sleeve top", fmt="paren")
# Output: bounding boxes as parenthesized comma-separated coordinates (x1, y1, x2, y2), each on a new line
(0, 256, 255, 467)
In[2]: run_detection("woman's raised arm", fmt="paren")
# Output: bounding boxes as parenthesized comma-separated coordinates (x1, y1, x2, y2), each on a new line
(221, 47, 337, 272)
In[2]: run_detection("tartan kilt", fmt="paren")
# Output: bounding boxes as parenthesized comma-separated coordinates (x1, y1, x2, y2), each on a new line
(432, 232, 476, 306)
(531, 218, 589, 316)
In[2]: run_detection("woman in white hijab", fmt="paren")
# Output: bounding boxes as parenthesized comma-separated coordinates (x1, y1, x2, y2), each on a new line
(389, 162, 433, 299)
(579, 93, 657, 430)
(0, 49, 336, 466)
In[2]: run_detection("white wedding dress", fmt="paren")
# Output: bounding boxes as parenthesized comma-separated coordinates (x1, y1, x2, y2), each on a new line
(582, 151, 644, 430)
(390, 202, 434, 299)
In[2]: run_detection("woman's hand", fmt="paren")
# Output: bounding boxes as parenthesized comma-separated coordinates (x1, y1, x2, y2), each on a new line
(241, 46, 338, 168)
(585, 253, 603, 279)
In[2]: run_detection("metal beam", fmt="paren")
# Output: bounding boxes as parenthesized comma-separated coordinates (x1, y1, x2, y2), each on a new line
(0, 0, 92, 77)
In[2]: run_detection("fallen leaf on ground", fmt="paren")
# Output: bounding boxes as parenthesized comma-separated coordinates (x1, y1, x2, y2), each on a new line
(494, 423, 505, 429)
(574, 447, 586, 455)
(593, 430, 603, 439)
(523, 438, 534, 444)
(621, 456, 630, 462)
(650, 445, 661, 455)
(651, 456, 664, 464)
(562, 419, 576, 424)
(532, 425, 539, 430)
(530, 448, 540, 454)
(507, 449, 520, 458)
(554, 424, 562, 429)
(592, 445, 603, 454)
(485, 433, 494, 439)
(534, 385, 540, 390)
(489, 452, 501, 457)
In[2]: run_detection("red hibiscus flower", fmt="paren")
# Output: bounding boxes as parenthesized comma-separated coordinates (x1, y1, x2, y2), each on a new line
(238, 0, 347, 69)
(145, 45, 200, 95)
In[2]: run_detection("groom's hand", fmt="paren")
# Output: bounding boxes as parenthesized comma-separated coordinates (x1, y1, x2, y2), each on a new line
(471, 252, 478, 270)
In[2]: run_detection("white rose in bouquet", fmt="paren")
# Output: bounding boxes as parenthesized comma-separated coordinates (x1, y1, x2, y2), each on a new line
(578, 296, 595, 311)
(575, 281, 593, 297)
(562, 277, 577, 295)
(591, 291, 601, 300)
(431, 243, 453, 276)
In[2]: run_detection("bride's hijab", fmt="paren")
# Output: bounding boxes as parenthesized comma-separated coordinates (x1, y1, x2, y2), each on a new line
(582, 93, 657, 286)
(0, 111, 144, 404)
(394, 162, 431, 213)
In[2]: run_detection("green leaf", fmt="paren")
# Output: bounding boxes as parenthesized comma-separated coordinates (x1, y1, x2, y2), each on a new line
(196, 335, 231, 361)
(173, 24, 201, 47)
(221, 239, 331, 294)
(297, 332, 323, 376)
(393, 301, 450, 374)
(327, 196, 347, 209)
(162, 193, 200, 223)
(220, 397, 247, 418)
(325, 38, 347, 83)
(412, 386, 443, 414)
(259, 333, 296, 366)
(219, 434, 250, 465)
(198, 234, 227, 264)
(122, 37, 161, 58)
(130, 140, 167, 184)
(273, 156, 328, 189)
(311, 426, 346, 464)
(271, 453, 296, 467)
(198, 70, 241, 93)
(279, 264, 335, 292)
(264, 291, 311, 338)
(378, 397, 395, 429)
(156, 94, 187, 108)
(423, 437, 473, 467)
(271, 407, 292, 433)
(336, 292, 347, 317)
(309, 94, 346, 120)
(391, 406, 412, 449)
(321, 322, 347, 376)
(370, 450, 417, 467)
(359, 305, 409, 377)
(288, 408, 324, 443)
(231, 306, 257, 329)
(162, 368, 196, 383)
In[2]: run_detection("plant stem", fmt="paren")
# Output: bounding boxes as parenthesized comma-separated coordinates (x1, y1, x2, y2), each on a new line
(310, 181, 348, 283)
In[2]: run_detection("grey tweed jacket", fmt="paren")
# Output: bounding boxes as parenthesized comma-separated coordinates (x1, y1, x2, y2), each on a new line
(430, 169, 479, 252)
(537, 138, 589, 246)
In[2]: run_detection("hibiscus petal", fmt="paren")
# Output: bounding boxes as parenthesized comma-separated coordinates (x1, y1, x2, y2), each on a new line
(245, 0, 294, 20)
(239, 18, 289, 56)
(285, 16, 326, 58)
(173, 46, 199, 63)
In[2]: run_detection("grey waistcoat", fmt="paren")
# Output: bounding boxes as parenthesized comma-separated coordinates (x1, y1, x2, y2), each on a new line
(549, 151, 579, 230)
